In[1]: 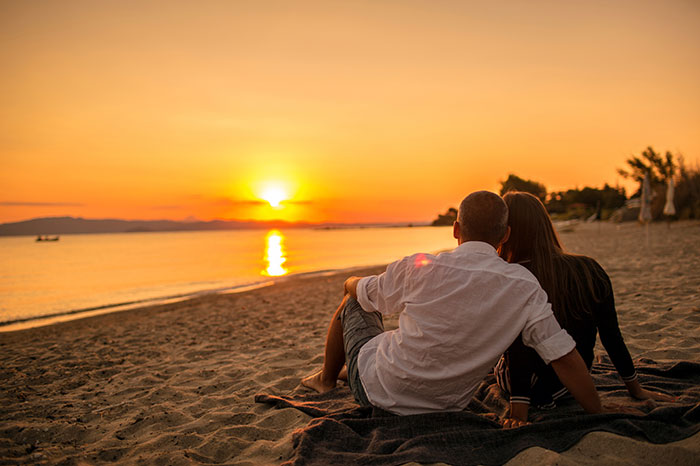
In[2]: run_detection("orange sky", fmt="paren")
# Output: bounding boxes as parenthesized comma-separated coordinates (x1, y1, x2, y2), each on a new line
(1, 0, 699, 224)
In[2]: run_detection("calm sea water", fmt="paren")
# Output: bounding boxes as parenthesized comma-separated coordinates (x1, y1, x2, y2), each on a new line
(0, 226, 455, 326)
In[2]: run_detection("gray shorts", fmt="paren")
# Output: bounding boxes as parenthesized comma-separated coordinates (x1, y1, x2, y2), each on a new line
(340, 297, 384, 407)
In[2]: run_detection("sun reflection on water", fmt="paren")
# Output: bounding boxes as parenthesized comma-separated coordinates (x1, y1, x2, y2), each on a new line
(263, 230, 288, 276)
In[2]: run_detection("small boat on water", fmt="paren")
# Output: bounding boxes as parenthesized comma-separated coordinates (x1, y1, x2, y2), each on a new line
(36, 235, 60, 242)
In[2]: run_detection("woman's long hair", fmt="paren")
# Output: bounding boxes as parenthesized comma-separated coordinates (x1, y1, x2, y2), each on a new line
(499, 191, 610, 326)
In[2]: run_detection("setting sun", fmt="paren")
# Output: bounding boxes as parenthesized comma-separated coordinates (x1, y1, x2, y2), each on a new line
(259, 185, 288, 209)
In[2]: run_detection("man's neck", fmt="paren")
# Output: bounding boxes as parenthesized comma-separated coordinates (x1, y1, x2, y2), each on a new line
(460, 237, 497, 248)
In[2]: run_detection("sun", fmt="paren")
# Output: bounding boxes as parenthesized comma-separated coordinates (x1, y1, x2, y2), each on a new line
(260, 185, 288, 208)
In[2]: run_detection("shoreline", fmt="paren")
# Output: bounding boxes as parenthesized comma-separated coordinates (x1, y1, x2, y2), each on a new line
(0, 264, 387, 333)
(3, 219, 697, 334)
(1, 225, 459, 333)
(3, 219, 694, 333)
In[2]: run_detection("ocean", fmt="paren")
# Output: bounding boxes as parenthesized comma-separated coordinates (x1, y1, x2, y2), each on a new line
(0, 226, 456, 329)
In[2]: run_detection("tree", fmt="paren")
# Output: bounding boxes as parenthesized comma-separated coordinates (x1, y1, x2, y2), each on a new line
(431, 207, 458, 226)
(545, 184, 625, 219)
(499, 174, 547, 201)
(617, 147, 696, 220)
(675, 155, 700, 219)
(617, 146, 675, 189)
(599, 184, 627, 210)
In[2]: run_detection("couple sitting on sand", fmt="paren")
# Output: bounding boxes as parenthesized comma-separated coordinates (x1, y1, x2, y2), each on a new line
(302, 190, 672, 427)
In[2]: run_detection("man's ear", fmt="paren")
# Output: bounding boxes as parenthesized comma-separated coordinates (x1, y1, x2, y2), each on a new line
(453, 221, 461, 241)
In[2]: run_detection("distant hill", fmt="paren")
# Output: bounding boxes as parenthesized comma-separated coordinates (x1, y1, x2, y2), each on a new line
(0, 216, 317, 236)
(0, 216, 424, 236)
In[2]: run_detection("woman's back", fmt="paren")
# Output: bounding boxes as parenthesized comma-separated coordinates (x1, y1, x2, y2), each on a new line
(503, 250, 638, 407)
(546, 255, 635, 377)
(497, 191, 673, 420)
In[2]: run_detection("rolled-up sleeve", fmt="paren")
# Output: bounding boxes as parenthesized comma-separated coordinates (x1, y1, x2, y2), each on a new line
(521, 289, 576, 364)
(355, 256, 411, 315)
(356, 275, 379, 313)
(528, 323, 576, 364)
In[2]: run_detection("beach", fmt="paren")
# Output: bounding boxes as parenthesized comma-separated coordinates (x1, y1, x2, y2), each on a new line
(1, 221, 699, 465)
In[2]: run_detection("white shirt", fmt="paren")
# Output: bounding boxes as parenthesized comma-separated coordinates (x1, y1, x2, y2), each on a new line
(355, 241, 575, 415)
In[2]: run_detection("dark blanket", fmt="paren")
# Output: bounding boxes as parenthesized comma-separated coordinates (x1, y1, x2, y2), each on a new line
(255, 358, 700, 466)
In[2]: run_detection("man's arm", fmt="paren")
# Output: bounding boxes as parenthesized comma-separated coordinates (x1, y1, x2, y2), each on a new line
(550, 348, 602, 414)
(518, 293, 602, 419)
(504, 348, 645, 427)
(504, 349, 600, 428)
(343, 276, 362, 299)
(551, 350, 645, 416)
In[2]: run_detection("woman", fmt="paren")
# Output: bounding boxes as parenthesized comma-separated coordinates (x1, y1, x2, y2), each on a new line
(496, 191, 673, 425)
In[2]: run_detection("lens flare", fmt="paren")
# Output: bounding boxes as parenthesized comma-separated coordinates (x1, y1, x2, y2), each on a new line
(263, 230, 288, 276)
(414, 253, 432, 268)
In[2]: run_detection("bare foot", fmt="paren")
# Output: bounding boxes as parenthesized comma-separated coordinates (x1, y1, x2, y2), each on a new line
(301, 370, 336, 393)
(338, 365, 348, 382)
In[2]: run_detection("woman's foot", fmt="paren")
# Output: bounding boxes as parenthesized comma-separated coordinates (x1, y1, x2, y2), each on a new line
(338, 365, 348, 382)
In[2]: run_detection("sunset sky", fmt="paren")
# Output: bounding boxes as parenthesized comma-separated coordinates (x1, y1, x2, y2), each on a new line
(1, 0, 699, 224)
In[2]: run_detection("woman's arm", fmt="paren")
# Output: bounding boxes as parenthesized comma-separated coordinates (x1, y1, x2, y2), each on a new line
(592, 266, 637, 379)
(592, 262, 674, 402)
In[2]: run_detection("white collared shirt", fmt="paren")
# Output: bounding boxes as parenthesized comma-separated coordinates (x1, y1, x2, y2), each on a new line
(356, 241, 575, 415)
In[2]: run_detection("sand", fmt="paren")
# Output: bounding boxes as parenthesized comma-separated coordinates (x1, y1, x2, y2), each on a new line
(1, 220, 699, 465)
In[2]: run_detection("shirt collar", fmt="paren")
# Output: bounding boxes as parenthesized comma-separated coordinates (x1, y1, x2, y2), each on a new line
(454, 241, 498, 256)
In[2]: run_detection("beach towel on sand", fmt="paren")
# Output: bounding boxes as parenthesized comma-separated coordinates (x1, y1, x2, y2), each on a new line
(255, 358, 700, 466)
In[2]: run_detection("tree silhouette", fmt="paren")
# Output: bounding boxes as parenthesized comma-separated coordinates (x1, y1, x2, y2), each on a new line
(431, 207, 458, 226)
(499, 174, 547, 201)
(617, 146, 675, 186)
(618, 147, 681, 219)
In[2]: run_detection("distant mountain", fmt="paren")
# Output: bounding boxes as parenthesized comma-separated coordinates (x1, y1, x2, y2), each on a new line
(0, 216, 317, 236)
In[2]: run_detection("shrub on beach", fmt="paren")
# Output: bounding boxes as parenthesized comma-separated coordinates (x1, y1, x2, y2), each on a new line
(618, 147, 700, 221)
(547, 185, 626, 220)
(675, 157, 700, 219)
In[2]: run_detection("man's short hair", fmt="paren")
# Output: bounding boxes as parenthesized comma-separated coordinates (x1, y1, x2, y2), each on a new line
(457, 191, 509, 246)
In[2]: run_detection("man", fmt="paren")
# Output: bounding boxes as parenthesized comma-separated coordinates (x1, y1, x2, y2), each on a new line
(303, 191, 604, 426)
